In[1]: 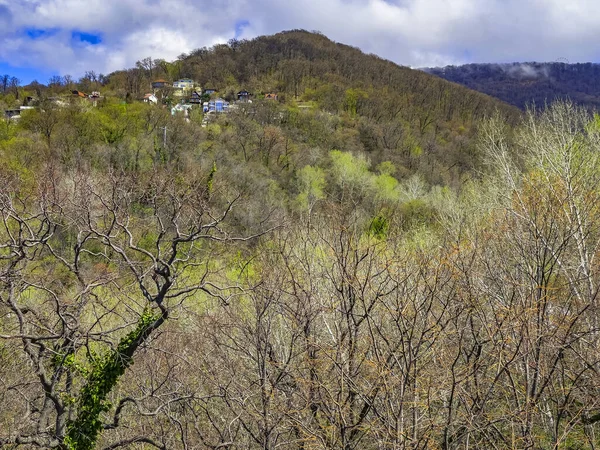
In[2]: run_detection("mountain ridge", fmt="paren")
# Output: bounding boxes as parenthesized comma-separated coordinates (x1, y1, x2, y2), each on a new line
(424, 61, 600, 110)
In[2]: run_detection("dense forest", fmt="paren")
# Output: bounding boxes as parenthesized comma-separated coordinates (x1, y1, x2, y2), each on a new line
(3, 31, 600, 449)
(425, 62, 600, 110)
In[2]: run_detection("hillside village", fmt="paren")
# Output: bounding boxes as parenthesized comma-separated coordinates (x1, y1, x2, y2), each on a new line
(3, 76, 280, 123)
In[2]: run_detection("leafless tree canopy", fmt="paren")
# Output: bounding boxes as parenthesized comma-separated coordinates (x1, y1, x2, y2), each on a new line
(3, 102, 600, 449)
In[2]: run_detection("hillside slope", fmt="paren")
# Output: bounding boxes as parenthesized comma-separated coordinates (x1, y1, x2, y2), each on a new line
(104, 30, 520, 186)
(175, 30, 519, 123)
(424, 62, 600, 110)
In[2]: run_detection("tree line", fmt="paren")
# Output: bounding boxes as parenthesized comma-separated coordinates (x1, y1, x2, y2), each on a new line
(2, 95, 600, 449)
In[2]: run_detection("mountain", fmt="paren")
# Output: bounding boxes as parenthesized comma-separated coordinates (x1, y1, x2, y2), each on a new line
(424, 62, 600, 110)
(103, 30, 520, 187)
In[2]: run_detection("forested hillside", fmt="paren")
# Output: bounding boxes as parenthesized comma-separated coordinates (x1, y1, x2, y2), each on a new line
(425, 62, 600, 110)
(3, 32, 600, 450)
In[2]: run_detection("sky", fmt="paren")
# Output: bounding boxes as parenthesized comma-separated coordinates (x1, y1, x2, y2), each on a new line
(0, 0, 599, 84)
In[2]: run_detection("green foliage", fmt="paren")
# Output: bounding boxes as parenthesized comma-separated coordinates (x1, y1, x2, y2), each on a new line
(207, 161, 217, 193)
(373, 173, 400, 202)
(344, 88, 368, 117)
(296, 164, 326, 210)
(398, 199, 436, 230)
(65, 308, 161, 450)
(330, 149, 371, 188)
(411, 144, 423, 157)
(376, 160, 396, 176)
(368, 213, 389, 239)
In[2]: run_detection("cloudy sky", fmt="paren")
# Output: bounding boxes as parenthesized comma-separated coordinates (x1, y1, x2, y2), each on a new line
(0, 0, 598, 83)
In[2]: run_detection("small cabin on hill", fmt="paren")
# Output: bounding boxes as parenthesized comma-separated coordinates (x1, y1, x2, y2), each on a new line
(189, 91, 203, 104)
(4, 108, 22, 119)
(4, 106, 34, 120)
(265, 93, 278, 100)
(237, 90, 251, 101)
(152, 79, 169, 89)
(143, 93, 158, 104)
(203, 88, 217, 95)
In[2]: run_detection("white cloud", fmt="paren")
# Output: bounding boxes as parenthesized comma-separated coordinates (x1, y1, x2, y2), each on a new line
(0, 0, 599, 80)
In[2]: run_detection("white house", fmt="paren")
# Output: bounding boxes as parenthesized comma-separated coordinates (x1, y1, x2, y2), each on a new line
(143, 93, 158, 104)
(173, 79, 194, 89)
(171, 103, 193, 115)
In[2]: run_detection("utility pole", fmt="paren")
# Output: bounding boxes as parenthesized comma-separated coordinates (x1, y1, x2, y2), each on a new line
(155, 126, 169, 163)
(160, 126, 168, 147)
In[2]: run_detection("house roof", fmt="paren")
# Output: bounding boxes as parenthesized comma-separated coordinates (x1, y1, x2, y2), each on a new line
(143, 93, 155, 98)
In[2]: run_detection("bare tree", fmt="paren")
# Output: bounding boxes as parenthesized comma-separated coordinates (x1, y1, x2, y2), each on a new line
(0, 164, 260, 449)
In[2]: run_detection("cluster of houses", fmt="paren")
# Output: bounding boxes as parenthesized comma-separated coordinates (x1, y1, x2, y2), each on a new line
(3, 90, 103, 120)
(145, 78, 278, 117)
(3, 77, 279, 121)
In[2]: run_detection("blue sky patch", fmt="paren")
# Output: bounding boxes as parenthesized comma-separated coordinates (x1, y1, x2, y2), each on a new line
(0, 61, 57, 85)
(72, 31, 102, 45)
(462, 49, 473, 63)
(235, 20, 250, 39)
(25, 28, 60, 39)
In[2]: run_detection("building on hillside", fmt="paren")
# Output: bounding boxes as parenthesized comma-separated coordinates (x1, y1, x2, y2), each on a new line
(203, 88, 217, 95)
(205, 98, 229, 113)
(237, 90, 252, 101)
(188, 91, 203, 105)
(48, 97, 68, 107)
(152, 79, 169, 89)
(23, 96, 36, 106)
(71, 90, 101, 106)
(265, 93, 278, 100)
(171, 103, 193, 116)
(4, 108, 22, 119)
(214, 98, 229, 112)
(4, 106, 35, 120)
(173, 78, 194, 89)
(143, 93, 158, 104)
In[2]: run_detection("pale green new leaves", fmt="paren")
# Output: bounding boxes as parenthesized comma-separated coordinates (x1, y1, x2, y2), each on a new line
(297, 151, 438, 211)
(296, 165, 327, 210)
(329, 150, 401, 203)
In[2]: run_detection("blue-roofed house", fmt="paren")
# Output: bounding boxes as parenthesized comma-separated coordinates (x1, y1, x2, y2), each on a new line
(207, 98, 229, 113)
(152, 79, 169, 89)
